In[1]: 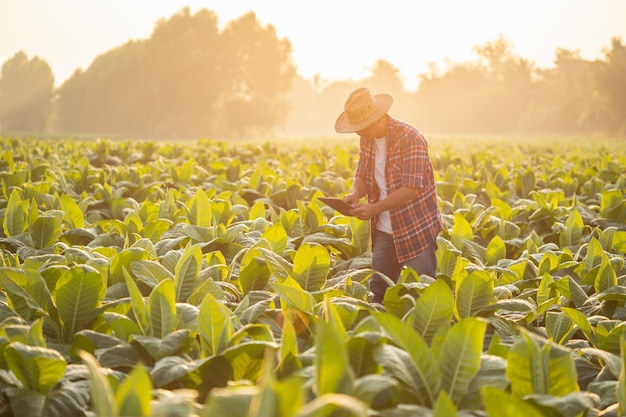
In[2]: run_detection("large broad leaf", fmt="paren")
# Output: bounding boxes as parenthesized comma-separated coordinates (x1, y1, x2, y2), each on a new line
(270, 277, 316, 315)
(4, 342, 66, 394)
(455, 270, 495, 319)
(186, 189, 212, 227)
(482, 386, 545, 417)
(238, 249, 271, 296)
(450, 213, 474, 252)
(316, 299, 354, 396)
(123, 268, 150, 336)
(291, 243, 330, 292)
(80, 351, 115, 417)
(261, 222, 288, 255)
(114, 364, 152, 417)
(561, 307, 597, 347)
(60, 193, 85, 229)
(373, 311, 441, 406)
(438, 317, 486, 404)
(174, 243, 202, 302)
(560, 209, 584, 248)
(30, 211, 64, 249)
(0, 267, 56, 324)
(198, 292, 235, 357)
(130, 260, 174, 288)
(506, 331, 579, 397)
(131, 329, 190, 362)
(410, 279, 454, 345)
(618, 334, 626, 417)
(55, 264, 106, 341)
(294, 393, 368, 417)
(433, 390, 459, 417)
(595, 255, 618, 294)
(3, 188, 27, 237)
(485, 235, 506, 266)
(109, 247, 149, 284)
(147, 279, 177, 339)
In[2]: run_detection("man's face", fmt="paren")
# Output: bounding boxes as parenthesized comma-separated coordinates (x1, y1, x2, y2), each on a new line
(356, 118, 381, 140)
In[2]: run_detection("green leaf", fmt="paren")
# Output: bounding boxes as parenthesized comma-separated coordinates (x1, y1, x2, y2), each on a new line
(5, 342, 66, 394)
(123, 268, 150, 336)
(60, 194, 85, 229)
(451, 213, 473, 251)
(262, 222, 288, 255)
(174, 243, 202, 302)
(130, 259, 174, 288)
(292, 243, 330, 292)
(147, 279, 177, 339)
(595, 255, 618, 294)
(114, 364, 152, 417)
(198, 292, 235, 357)
(270, 277, 316, 315)
(482, 386, 545, 417)
(0, 267, 56, 323)
(3, 188, 27, 237)
(438, 317, 486, 404)
(316, 299, 354, 396)
(373, 311, 441, 406)
(433, 390, 459, 417)
(561, 307, 597, 347)
(618, 333, 626, 417)
(560, 209, 584, 247)
(29, 211, 63, 249)
(485, 235, 506, 266)
(131, 329, 190, 362)
(455, 270, 494, 319)
(545, 312, 575, 345)
(410, 279, 454, 344)
(55, 264, 106, 341)
(295, 393, 368, 417)
(187, 189, 212, 227)
(506, 331, 579, 397)
(80, 351, 115, 417)
(238, 252, 271, 296)
(600, 189, 626, 221)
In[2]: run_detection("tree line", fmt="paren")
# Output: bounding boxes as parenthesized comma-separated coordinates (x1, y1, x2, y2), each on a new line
(0, 7, 624, 139)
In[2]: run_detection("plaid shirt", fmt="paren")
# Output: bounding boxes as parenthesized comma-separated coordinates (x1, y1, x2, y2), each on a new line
(355, 116, 442, 263)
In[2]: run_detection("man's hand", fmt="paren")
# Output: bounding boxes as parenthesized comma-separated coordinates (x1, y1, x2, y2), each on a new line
(343, 193, 360, 206)
(350, 202, 379, 220)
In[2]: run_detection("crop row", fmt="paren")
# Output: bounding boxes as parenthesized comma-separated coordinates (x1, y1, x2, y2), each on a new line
(0, 136, 625, 416)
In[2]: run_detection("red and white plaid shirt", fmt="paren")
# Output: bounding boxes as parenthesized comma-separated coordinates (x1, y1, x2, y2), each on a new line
(355, 116, 442, 262)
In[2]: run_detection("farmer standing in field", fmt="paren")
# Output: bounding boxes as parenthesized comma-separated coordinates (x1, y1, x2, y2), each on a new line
(336, 87, 443, 304)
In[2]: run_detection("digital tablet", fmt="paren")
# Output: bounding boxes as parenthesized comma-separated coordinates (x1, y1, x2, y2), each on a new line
(318, 197, 354, 216)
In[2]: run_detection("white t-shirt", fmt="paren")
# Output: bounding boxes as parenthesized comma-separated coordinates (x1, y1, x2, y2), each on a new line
(374, 137, 393, 234)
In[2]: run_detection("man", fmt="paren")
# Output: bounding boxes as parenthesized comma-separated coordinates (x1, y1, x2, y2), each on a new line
(335, 87, 443, 304)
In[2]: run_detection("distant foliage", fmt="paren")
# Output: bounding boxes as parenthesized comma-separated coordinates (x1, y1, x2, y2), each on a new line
(54, 8, 295, 139)
(0, 51, 54, 132)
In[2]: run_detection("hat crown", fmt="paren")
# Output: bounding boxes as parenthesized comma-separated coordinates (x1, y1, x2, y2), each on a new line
(345, 88, 380, 126)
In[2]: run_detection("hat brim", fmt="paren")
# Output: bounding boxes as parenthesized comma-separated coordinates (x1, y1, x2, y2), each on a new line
(334, 94, 393, 133)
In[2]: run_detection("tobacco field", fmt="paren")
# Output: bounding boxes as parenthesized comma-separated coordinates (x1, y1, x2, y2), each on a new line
(0, 135, 625, 417)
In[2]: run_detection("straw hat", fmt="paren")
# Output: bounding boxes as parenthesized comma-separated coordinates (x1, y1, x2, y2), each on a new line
(335, 87, 393, 133)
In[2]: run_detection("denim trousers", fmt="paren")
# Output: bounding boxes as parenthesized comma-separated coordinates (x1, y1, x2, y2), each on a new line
(370, 229, 438, 303)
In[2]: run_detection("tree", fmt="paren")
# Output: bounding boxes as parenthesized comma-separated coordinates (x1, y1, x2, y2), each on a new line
(0, 51, 54, 132)
(56, 8, 224, 139)
(219, 12, 296, 137)
(593, 37, 626, 134)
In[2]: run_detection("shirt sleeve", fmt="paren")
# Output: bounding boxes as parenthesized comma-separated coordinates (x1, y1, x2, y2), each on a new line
(402, 133, 429, 189)
(354, 138, 368, 179)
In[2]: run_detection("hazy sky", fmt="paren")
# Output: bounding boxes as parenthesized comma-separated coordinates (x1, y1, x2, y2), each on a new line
(1, 0, 625, 90)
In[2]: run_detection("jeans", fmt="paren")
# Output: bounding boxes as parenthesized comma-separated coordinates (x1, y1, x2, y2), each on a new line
(370, 229, 438, 303)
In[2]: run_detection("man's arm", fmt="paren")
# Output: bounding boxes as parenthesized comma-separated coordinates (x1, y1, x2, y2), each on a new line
(350, 186, 419, 220)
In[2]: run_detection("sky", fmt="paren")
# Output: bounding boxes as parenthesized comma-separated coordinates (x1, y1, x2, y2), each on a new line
(1, 0, 625, 90)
